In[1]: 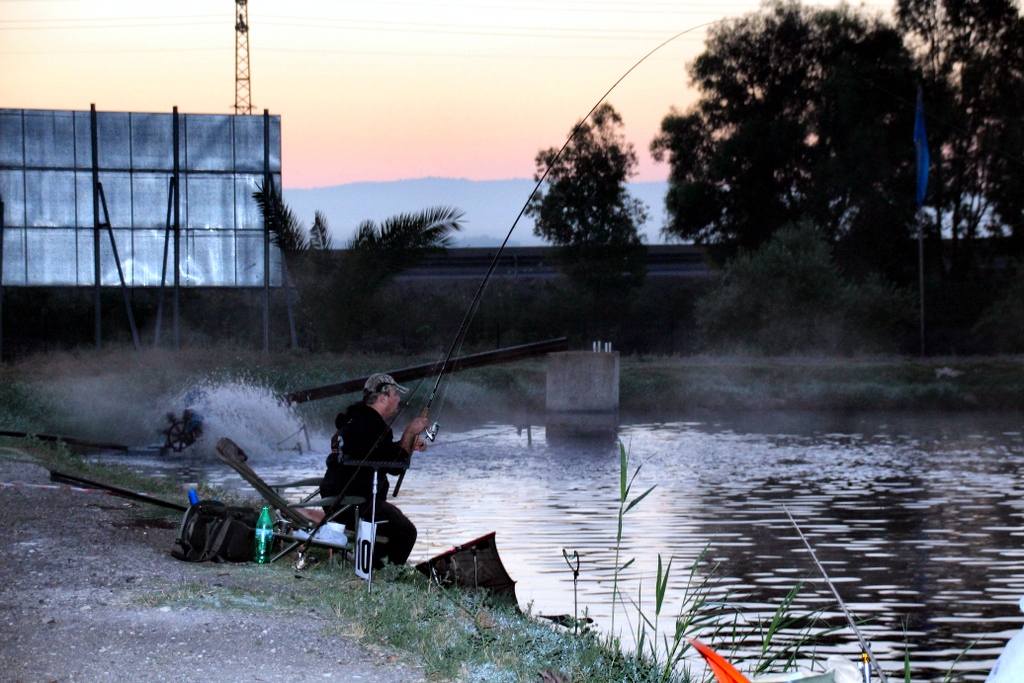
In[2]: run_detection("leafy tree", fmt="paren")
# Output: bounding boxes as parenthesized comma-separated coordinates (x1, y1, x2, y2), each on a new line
(343, 206, 464, 294)
(527, 102, 648, 295)
(974, 264, 1024, 352)
(897, 0, 1024, 256)
(651, 2, 919, 280)
(695, 224, 913, 354)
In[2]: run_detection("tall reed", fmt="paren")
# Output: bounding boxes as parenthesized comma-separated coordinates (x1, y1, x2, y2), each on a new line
(611, 439, 656, 636)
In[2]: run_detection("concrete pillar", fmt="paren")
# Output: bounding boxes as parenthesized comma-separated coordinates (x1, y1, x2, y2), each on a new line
(546, 349, 619, 438)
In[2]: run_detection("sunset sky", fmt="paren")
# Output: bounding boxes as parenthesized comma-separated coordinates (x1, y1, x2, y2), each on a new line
(2, 0, 891, 188)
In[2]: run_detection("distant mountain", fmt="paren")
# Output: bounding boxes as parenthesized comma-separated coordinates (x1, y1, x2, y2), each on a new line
(283, 177, 670, 247)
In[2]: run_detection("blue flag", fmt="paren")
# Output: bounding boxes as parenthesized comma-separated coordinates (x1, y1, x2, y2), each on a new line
(914, 88, 930, 207)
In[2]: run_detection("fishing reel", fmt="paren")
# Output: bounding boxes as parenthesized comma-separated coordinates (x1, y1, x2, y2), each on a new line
(424, 422, 440, 442)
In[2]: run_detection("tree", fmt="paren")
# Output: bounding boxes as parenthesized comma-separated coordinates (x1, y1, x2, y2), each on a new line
(527, 102, 648, 295)
(650, 2, 919, 281)
(897, 0, 1024, 257)
(319, 207, 464, 350)
(343, 206, 464, 295)
(254, 180, 306, 253)
(309, 211, 333, 251)
(254, 179, 463, 349)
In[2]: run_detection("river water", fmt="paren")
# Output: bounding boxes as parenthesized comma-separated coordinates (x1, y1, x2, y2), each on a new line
(116, 411, 1024, 681)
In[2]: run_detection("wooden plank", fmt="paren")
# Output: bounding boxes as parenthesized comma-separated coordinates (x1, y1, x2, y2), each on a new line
(214, 438, 313, 528)
(49, 470, 187, 511)
(282, 337, 568, 404)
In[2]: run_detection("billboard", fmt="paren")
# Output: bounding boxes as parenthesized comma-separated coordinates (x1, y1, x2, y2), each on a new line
(0, 108, 282, 287)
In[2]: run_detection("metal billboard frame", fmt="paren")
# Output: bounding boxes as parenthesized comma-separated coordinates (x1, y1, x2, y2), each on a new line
(0, 106, 282, 353)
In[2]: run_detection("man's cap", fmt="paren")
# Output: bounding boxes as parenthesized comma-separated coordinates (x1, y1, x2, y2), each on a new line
(363, 372, 409, 395)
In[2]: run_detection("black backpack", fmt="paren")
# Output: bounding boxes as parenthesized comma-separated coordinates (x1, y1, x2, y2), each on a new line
(171, 500, 258, 562)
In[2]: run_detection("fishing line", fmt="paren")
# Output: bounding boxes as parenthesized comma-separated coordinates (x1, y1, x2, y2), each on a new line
(783, 504, 890, 683)
(430, 427, 517, 446)
(302, 20, 724, 535)
(423, 20, 719, 429)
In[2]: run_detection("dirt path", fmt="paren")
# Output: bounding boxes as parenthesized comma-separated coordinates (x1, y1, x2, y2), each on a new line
(0, 456, 427, 683)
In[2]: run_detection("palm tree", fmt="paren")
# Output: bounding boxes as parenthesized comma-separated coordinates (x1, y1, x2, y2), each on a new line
(253, 180, 307, 253)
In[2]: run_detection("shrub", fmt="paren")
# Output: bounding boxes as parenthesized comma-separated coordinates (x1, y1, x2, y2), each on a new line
(695, 225, 913, 354)
(974, 265, 1024, 353)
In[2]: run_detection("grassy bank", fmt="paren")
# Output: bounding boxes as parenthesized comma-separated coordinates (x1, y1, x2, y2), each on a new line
(621, 355, 1024, 412)
(2, 347, 1023, 446)
(0, 439, 838, 683)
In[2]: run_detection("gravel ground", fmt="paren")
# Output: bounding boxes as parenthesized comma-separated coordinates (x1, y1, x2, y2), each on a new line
(0, 456, 427, 683)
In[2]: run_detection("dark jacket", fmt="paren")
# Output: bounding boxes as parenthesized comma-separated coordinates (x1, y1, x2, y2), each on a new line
(321, 402, 410, 512)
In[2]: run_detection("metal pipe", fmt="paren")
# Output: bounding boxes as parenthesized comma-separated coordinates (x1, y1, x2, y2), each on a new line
(0, 430, 128, 452)
(918, 209, 925, 356)
(0, 197, 5, 362)
(154, 177, 174, 346)
(283, 259, 297, 349)
(283, 336, 569, 404)
(97, 183, 140, 349)
(90, 104, 101, 348)
(172, 106, 181, 350)
(50, 470, 186, 511)
(262, 109, 270, 354)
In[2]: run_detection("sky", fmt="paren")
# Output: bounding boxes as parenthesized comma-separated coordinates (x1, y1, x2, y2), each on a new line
(1, 0, 893, 188)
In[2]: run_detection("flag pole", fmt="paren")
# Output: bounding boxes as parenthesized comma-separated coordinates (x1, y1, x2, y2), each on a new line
(918, 210, 925, 356)
(913, 87, 930, 357)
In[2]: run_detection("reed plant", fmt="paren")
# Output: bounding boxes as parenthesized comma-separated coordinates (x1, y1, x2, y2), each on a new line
(611, 439, 656, 635)
(606, 439, 839, 683)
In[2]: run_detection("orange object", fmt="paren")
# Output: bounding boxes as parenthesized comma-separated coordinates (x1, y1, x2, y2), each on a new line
(689, 638, 751, 683)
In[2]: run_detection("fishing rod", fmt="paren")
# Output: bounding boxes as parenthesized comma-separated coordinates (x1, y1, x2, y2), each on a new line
(416, 21, 717, 439)
(783, 505, 889, 683)
(300, 20, 723, 558)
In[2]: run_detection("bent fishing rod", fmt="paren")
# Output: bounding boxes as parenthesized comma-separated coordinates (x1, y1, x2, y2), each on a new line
(783, 505, 889, 683)
(299, 22, 725, 553)
(413, 21, 717, 439)
(301, 21, 723, 553)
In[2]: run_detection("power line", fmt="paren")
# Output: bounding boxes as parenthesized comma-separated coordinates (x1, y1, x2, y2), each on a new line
(0, 44, 700, 58)
(0, 14, 225, 22)
(0, 20, 223, 30)
(0, 17, 718, 40)
(0, 0, 755, 8)
(262, 15, 718, 36)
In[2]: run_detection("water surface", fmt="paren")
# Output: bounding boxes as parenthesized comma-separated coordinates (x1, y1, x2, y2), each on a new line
(118, 412, 1024, 680)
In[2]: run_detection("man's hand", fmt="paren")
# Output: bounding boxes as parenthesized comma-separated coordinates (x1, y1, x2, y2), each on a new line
(400, 416, 430, 455)
(407, 416, 429, 435)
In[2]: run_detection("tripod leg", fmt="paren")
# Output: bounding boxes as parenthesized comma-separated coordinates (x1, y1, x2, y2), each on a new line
(367, 470, 378, 591)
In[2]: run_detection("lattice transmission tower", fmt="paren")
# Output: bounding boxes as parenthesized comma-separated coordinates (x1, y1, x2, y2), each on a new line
(234, 0, 253, 115)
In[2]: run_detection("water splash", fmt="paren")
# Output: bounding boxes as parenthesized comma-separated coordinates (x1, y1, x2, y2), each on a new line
(168, 380, 306, 461)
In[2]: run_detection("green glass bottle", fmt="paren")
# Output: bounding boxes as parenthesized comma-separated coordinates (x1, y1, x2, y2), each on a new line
(254, 506, 273, 564)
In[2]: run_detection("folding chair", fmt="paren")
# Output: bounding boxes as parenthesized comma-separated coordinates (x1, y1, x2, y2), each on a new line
(214, 437, 383, 563)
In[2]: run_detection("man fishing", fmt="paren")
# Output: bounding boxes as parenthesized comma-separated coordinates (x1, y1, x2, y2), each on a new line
(321, 373, 428, 568)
